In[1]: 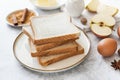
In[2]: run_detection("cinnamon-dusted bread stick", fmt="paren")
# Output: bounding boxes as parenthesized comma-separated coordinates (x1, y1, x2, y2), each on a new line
(21, 8, 28, 23)
(12, 14, 18, 25)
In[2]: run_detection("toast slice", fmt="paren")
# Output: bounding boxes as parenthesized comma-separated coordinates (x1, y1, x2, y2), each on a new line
(23, 26, 78, 52)
(35, 39, 76, 52)
(30, 12, 80, 44)
(38, 45, 84, 66)
(29, 39, 78, 57)
(22, 26, 79, 45)
(22, 26, 34, 42)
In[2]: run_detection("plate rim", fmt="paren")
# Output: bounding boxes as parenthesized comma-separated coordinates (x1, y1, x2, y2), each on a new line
(13, 29, 91, 73)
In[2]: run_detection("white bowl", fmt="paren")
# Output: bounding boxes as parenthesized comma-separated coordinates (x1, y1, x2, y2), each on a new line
(29, 0, 67, 10)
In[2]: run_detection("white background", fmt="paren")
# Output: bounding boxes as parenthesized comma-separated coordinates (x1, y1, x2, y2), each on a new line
(0, 0, 120, 80)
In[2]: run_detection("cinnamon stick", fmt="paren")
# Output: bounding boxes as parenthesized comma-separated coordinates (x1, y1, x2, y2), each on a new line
(21, 8, 28, 23)
(12, 14, 18, 25)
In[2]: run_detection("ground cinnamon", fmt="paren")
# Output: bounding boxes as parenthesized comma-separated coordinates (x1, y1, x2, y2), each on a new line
(7, 9, 36, 26)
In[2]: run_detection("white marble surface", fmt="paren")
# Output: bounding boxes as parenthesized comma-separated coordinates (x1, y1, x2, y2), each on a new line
(0, 0, 120, 80)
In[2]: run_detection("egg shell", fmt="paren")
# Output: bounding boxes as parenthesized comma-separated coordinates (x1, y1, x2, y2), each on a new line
(97, 38, 117, 57)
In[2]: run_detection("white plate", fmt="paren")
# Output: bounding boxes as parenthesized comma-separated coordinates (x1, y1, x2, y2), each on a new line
(29, 0, 67, 10)
(13, 30, 90, 73)
(6, 9, 39, 27)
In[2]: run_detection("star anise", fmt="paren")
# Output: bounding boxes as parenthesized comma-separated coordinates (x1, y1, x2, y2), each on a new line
(111, 59, 120, 70)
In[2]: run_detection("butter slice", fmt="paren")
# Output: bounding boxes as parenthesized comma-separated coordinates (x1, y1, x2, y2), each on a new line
(37, 0, 57, 7)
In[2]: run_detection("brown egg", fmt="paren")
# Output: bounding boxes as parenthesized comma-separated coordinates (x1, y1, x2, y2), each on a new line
(117, 26, 120, 37)
(97, 38, 117, 57)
